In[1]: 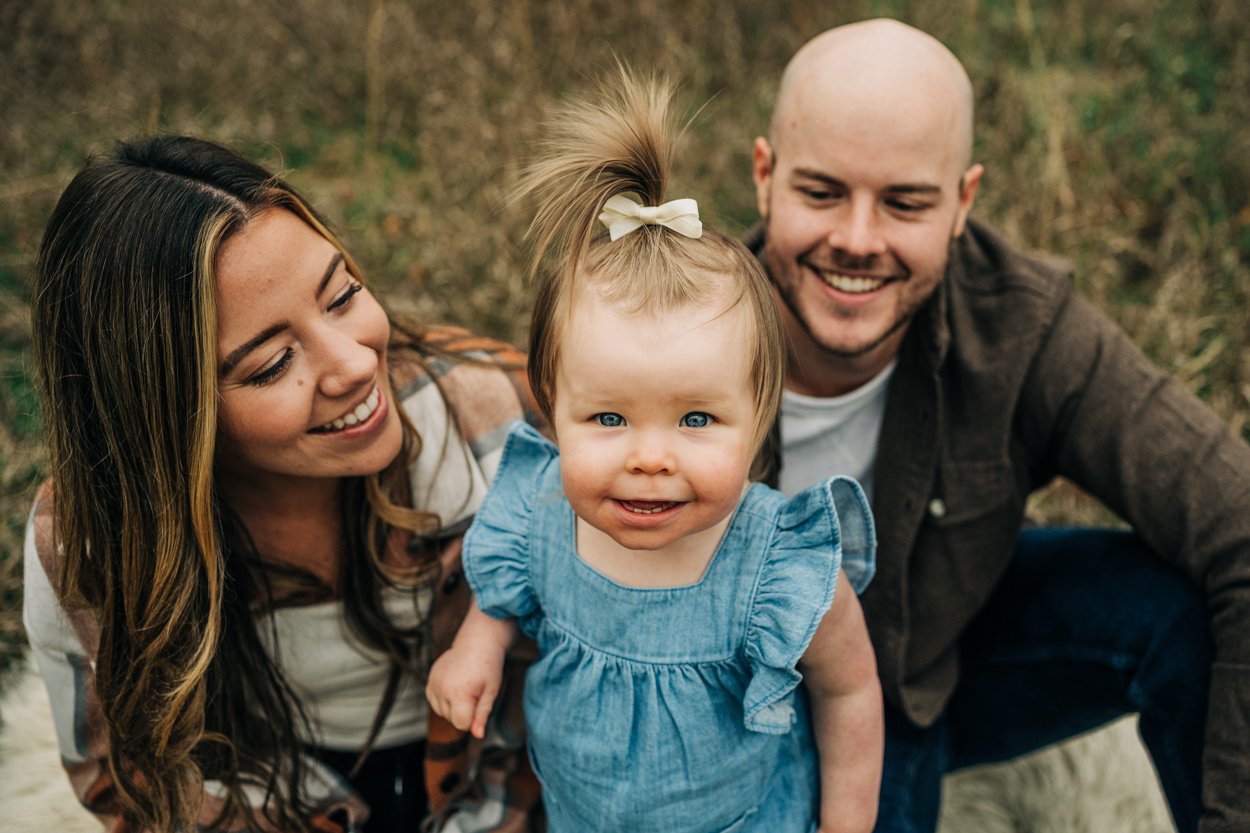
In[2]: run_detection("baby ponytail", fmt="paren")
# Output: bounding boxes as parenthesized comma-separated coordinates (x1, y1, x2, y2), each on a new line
(517, 67, 783, 451)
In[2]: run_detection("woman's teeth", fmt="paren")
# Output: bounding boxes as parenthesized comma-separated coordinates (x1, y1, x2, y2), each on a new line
(318, 387, 380, 432)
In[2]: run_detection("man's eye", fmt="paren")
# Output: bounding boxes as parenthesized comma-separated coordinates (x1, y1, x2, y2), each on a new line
(887, 199, 931, 213)
(593, 413, 624, 427)
(681, 412, 712, 428)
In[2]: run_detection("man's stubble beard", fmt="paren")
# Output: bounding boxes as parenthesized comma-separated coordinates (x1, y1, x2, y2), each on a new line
(763, 236, 923, 362)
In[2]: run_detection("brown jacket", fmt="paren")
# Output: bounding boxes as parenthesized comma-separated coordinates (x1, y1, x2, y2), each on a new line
(752, 219, 1250, 832)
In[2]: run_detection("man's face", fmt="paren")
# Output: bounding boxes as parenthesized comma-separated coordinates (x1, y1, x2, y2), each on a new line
(753, 99, 981, 388)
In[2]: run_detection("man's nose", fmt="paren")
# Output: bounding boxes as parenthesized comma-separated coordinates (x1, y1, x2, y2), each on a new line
(828, 198, 888, 258)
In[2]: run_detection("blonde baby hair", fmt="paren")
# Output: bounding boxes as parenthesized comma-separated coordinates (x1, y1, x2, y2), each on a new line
(517, 67, 783, 472)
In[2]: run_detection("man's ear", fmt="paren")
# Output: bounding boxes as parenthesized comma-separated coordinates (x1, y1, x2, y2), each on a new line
(952, 163, 984, 237)
(752, 136, 774, 220)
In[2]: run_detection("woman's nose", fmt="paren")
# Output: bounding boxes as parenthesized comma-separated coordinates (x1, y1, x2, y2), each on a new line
(316, 329, 378, 399)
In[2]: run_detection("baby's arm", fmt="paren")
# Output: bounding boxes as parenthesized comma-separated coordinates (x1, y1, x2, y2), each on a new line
(799, 571, 884, 833)
(426, 600, 517, 739)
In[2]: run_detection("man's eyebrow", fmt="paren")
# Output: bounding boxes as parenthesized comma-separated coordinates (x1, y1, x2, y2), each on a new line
(317, 253, 345, 297)
(790, 168, 942, 195)
(884, 183, 942, 195)
(220, 323, 289, 378)
(791, 168, 846, 188)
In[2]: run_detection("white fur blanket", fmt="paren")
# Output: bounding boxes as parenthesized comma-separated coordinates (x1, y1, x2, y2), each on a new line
(0, 658, 1173, 832)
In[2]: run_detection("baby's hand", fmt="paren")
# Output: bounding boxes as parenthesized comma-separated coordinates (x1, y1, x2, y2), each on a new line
(426, 643, 505, 739)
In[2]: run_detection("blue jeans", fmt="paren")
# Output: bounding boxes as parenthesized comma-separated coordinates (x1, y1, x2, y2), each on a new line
(875, 527, 1211, 833)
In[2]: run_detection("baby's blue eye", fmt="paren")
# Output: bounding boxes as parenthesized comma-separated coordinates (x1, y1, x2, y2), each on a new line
(681, 412, 712, 428)
(593, 413, 625, 427)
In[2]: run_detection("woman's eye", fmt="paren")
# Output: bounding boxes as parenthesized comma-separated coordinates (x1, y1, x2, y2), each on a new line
(247, 348, 294, 386)
(681, 412, 712, 428)
(592, 413, 625, 427)
(328, 281, 363, 312)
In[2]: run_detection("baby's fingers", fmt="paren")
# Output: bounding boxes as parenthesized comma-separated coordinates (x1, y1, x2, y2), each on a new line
(448, 692, 483, 734)
(424, 682, 451, 721)
(469, 680, 500, 739)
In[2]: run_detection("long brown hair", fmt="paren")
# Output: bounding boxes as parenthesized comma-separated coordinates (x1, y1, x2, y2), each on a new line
(517, 68, 784, 466)
(31, 135, 437, 832)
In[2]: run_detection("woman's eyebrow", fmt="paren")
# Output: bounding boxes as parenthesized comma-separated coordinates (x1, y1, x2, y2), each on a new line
(219, 253, 344, 378)
(220, 322, 288, 378)
(317, 253, 344, 297)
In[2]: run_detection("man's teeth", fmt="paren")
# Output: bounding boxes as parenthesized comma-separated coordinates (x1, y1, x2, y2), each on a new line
(321, 387, 380, 431)
(817, 271, 887, 293)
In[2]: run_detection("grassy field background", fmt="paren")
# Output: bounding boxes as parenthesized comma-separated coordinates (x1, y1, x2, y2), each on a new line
(1, 0, 1248, 681)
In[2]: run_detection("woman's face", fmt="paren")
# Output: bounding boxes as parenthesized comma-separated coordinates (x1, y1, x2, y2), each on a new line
(213, 207, 403, 494)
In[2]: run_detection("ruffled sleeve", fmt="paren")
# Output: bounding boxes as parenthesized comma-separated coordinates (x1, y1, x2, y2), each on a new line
(743, 476, 877, 733)
(462, 421, 557, 634)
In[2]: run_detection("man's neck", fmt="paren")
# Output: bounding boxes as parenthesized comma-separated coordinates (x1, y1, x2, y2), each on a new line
(786, 327, 907, 398)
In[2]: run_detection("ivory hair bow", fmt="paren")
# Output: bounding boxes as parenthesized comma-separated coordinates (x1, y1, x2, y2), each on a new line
(598, 194, 703, 241)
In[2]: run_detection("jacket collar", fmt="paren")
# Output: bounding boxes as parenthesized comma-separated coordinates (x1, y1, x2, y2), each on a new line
(906, 234, 962, 376)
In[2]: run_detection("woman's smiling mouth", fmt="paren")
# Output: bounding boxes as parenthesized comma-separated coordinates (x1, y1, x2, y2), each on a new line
(311, 386, 381, 433)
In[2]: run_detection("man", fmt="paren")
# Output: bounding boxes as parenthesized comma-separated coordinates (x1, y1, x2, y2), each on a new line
(749, 18, 1250, 833)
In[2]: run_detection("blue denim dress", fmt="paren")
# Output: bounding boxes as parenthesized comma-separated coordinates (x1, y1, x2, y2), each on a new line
(464, 422, 876, 832)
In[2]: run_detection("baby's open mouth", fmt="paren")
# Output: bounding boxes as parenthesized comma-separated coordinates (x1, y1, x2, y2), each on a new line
(619, 500, 681, 514)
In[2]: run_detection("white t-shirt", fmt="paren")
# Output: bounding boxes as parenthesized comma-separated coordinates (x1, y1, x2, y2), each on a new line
(778, 360, 896, 502)
(24, 374, 497, 755)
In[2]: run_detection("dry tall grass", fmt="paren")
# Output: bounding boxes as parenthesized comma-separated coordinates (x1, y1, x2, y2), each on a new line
(1, 0, 1247, 677)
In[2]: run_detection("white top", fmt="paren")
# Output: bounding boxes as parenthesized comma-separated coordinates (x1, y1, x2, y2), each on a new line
(778, 360, 897, 501)
(254, 588, 431, 750)
(25, 373, 501, 756)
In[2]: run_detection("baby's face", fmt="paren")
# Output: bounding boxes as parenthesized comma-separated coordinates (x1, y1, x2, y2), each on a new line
(552, 290, 757, 553)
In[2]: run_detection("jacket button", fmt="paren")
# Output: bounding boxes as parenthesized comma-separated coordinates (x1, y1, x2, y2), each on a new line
(442, 571, 461, 594)
(928, 498, 947, 519)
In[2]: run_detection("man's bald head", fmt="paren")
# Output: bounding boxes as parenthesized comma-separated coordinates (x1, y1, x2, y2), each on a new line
(770, 19, 975, 170)
(752, 18, 984, 393)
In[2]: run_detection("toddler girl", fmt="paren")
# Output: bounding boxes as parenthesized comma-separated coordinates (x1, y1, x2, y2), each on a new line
(427, 71, 883, 833)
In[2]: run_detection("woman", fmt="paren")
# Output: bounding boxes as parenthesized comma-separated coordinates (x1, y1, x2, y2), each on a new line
(23, 135, 541, 833)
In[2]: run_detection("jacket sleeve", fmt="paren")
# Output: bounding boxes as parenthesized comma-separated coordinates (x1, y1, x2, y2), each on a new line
(22, 491, 126, 829)
(1017, 291, 1250, 832)
(22, 489, 368, 833)
(413, 329, 544, 831)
